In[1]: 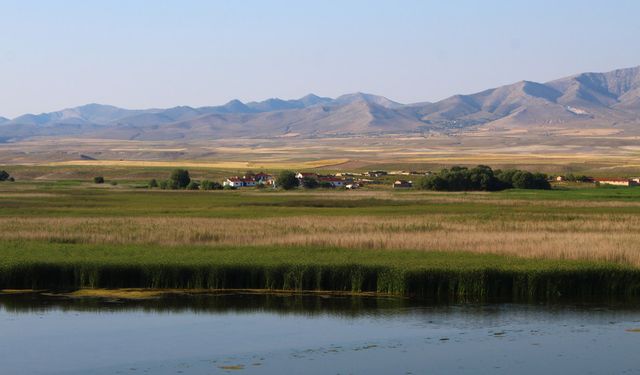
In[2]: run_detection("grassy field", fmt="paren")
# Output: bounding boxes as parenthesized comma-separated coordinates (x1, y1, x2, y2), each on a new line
(2, 171, 640, 300)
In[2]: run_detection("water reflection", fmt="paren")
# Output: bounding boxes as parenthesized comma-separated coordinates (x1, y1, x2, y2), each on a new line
(2, 290, 640, 317)
(1, 292, 640, 375)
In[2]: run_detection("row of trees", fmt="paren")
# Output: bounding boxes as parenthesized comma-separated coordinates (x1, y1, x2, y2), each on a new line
(275, 170, 336, 190)
(89, 167, 550, 192)
(417, 165, 550, 191)
(563, 173, 592, 182)
(149, 169, 327, 191)
(92, 169, 308, 191)
(150, 169, 223, 190)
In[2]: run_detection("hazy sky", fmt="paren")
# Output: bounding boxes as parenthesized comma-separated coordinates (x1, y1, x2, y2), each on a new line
(1, 0, 639, 118)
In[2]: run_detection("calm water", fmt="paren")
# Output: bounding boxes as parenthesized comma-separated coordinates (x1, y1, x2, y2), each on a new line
(1, 293, 639, 375)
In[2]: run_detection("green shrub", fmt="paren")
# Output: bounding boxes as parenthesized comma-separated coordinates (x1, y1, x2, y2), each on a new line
(498, 169, 550, 190)
(301, 176, 319, 189)
(0, 170, 10, 181)
(148, 179, 158, 188)
(200, 180, 223, 190)
(169, 169, 191, 189)
(110, 181, 118, 186)
(93, 176, 105, 184)
(186, 181, 200, 190)
(276, 170, 298, 190)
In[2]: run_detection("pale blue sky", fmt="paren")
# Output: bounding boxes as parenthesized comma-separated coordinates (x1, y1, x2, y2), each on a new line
(1, 0, 639, 117)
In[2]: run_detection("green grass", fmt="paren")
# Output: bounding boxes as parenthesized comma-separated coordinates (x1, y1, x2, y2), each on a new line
(1, 241, 638, 302)
(3, 184, 640, 218)
(3, 178, 640, 301)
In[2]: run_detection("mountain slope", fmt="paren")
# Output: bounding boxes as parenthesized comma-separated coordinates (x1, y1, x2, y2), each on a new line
(8, 104, 149, 126)
(411, 66, 640, 128)
(1, 65, 640, 141)
(106, 99, 426, 140)
(246, 94, 332, 112)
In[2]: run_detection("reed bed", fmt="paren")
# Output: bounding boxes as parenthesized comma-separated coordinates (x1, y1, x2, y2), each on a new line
(2, 214, 640, 267)
(3, 184, 640, 300)
(1, 242, 638, 302)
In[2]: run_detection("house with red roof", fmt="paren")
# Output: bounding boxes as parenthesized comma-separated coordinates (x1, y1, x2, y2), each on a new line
(318, 176, 345, 187)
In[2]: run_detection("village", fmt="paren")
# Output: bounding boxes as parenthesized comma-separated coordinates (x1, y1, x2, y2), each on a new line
(554, 175, 640, 187)
(222, 170, 422, 189)
(221, 170, 640, 190)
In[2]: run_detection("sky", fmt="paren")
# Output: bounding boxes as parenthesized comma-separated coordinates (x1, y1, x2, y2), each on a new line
(1, 0, 639, 118)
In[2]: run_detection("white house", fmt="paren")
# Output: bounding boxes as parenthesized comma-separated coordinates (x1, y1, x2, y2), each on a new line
(223, 177, 257, 188)
(319, 177, 345, 187)
(594, 178, 637, 187)
(223, 177, 244, 188)
(393, 180, 413, 188)
(296, 172, 318, 180)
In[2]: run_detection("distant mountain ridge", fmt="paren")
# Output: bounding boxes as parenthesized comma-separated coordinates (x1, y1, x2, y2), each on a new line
(1, 66, 639, 141)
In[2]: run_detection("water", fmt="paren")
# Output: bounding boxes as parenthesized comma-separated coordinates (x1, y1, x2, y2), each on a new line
(1, 293, 639, 374)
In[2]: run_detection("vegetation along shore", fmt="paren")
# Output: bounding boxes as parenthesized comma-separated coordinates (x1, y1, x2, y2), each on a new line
(2, 165, 640, 301)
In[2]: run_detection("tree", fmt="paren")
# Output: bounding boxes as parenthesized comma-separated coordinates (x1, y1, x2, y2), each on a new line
(159, 180, 169, 190)
(148, 179, 158, 188)
(276, 170, 298, 190)
(511, 171, 532, 189)
(530, 173, 551, 189)
(417, 165, 549, 191)
(169, 169, 191, 189)
(93, 176, 105, 184)
(500, 170, 550, 190)
(0, 170, 10, 181)
(496, 169, 517, 188)
(417, 175, 448, 191)
(468, 165, 503, 191)
(301, 176, 319, 189)
(186, 181, 200, 190)
(200, 180, 222, 190)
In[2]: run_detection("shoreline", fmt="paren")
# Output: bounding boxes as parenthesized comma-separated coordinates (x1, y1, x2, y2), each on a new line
(0, 288, 403, 300)
(2, 254, 640, 303)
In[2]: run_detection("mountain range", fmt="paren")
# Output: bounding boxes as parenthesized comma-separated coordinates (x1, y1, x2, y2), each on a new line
(1, 66, 639, 142)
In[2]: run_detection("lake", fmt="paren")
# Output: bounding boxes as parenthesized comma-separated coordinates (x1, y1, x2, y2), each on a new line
(1, 292, 639, 374)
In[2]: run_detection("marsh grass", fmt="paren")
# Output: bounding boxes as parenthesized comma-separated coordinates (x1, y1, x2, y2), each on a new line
(1, 242, 638, 301)
(2, 214, 640, 266)
(3, 183, 640, 299)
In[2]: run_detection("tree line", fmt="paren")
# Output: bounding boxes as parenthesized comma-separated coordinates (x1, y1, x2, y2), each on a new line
(416, 165, 551, 191)
(153, 169, 223, 190)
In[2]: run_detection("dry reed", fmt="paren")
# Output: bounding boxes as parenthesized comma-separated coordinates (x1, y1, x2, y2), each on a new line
(2, 214, 639, 267)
